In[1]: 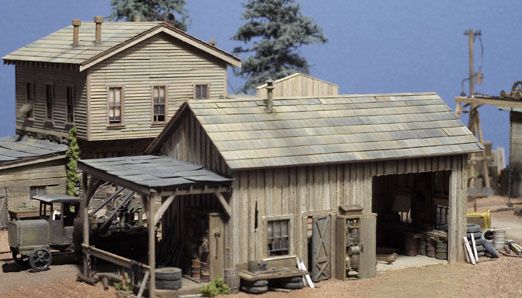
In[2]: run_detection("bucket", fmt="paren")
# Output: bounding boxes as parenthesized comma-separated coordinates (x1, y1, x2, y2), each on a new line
(224, 267, 240, 293)
(404, 234, 418, 256)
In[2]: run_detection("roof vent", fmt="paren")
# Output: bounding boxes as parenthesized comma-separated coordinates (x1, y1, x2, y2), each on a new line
(208, 39, 217, 47)
(94, 16, 103, 45)
(265, 79, 274, 113)
(72, 19, 81, 47)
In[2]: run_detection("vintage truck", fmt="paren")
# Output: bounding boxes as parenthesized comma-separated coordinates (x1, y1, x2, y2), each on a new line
(7, 194, 81, 271)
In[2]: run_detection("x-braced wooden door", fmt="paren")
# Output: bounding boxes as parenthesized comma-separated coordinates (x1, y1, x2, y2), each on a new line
(311, 215, 331, 282)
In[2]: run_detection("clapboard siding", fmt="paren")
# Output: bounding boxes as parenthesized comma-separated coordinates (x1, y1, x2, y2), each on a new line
(0, 159, 66, 209)
(88, 33, 227, 141)
(15, 65, 88, 138)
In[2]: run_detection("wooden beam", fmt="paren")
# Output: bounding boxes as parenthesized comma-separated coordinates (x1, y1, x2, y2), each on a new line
(153, 195, 176, 226)
(215, 192, 232, 218)
(81, 244, 150, 270)
(455, 96, 522, 110)
(158, 186, 231, 197)
(82, 172, 91, 277)
(0, 154, 65, 171)
(148, 194, 157, 297)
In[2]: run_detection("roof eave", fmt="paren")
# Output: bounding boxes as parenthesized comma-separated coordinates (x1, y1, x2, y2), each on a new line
(80, 24, 240, 72)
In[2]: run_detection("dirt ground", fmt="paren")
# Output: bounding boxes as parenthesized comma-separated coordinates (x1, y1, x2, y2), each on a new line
(1, 196, 521, 298)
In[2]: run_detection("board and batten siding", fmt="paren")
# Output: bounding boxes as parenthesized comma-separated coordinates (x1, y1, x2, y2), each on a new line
(15, 65, 88, 138)
(87, 32, 227, 141)
(256, 74, 339, 98)
(0, 159, 67, 209)
(158, 114, 469, 268)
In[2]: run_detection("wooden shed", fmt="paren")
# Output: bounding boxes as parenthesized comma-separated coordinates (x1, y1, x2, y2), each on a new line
(0, 136, 67, 223)
(145, 92, 481, 281)
(256, 73, 339, 98)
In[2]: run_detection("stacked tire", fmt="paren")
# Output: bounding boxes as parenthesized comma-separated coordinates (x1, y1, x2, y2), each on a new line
(156, 267, 182, 290)
(466, 224, 484, 257)
(435, 240, 448, 260)
(240, 279, 268, 294)
(269, 276, 304, 290)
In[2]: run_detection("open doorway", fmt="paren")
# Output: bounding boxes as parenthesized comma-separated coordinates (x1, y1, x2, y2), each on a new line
(372, 171, 451, 269)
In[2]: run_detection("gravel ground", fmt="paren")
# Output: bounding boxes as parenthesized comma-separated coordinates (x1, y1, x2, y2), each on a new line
(0, 194, 521, 298)
(232, 257, 522, 298)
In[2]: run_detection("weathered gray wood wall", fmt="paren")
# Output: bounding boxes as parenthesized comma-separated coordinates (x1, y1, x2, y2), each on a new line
(15, 64, 88, 138)
(509, 111, 522, 197)
(256, 74, 339, 98)
(88, 32, 227, 141)
(0, 159, 67, 209)
(158, 113, 469, 270)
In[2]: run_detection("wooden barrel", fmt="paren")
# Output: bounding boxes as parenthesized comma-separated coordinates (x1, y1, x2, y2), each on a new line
(224, 267, 240, 293)
(404, 234, 418, 256)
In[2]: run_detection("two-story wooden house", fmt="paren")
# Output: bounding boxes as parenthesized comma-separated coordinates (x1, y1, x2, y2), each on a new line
(3, 17, 240, 157)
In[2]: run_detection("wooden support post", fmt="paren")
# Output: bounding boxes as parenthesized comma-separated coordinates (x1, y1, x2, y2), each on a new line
(82, 172, 90, 277)
(148, 193, 157, 298)
(153, 195, 176, 226)
(215, 192, 232, 218)
(448, 169, 459, 263)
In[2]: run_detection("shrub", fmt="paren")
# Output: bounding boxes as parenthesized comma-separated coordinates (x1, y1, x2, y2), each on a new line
(201, 278, 230, 297)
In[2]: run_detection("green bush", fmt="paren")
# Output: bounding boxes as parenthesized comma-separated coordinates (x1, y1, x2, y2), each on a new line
(66, 127, 81, 196)
(200, 278, 230, 297)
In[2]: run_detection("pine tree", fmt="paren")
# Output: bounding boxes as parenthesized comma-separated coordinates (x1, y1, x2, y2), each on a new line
(66, 127, 81, 197)
(110, 0, 189, 31)
(233, 0, 327, 93)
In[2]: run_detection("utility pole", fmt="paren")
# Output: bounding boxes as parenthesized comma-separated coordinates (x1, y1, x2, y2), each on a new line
(462, 28, 493, 200)
(464, 29, 481, 96)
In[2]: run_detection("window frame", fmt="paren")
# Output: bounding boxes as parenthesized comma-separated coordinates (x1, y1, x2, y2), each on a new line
(194, 83, 210, 100)
(265, 216, 293, 257)
(106, 86, 124, 126)
(29, 185, 47, 199)
(151, 85, 168, 124)
(66, 85, 76, 124)
(26, 82, 35, 120)
(45, 83, 55, 121)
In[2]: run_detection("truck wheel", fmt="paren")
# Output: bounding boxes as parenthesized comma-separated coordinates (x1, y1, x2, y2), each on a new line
(12, 252, 29, 266)
(29, 248, 52, 271)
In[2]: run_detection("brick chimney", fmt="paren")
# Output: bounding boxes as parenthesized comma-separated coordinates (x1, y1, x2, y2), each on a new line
(265, 79, 274, 113)
(72, 19, 81, 47)
(94, 16, 103, 45)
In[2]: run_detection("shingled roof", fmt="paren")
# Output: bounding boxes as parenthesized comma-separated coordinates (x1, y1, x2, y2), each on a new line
(0, 136, 67, 168)
(3, 21, 240, 71)
(148, 92, 482, 170)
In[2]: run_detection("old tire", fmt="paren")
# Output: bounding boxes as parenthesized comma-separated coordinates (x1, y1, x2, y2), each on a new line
(483, 240, 499, 258)
(29, 248, 52, 271)
(467, 224, 481, 233)
(467, 232, 482, 239)
(277, 280, 304, 289)
(241, 279, 268, 287)
(156, 279, 182, 290)
(12, 252, 29, 266)
(240, 285, 268, 294)
(155, 267, 182, 280)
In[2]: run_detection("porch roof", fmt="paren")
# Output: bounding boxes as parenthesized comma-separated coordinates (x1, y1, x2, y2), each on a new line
(78, 155, 232, 196)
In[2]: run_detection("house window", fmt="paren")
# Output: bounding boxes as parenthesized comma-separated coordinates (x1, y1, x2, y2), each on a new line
(26, 82, 34, 119)
(267, 219, 290, 256)
(108, 87, 123, 124)
(194, 84, 209, 99)
(30, 185, 47, 199)
(66, 86, 75, 123)
(45, 84, 55, 120)
(152, 86, 166, 122)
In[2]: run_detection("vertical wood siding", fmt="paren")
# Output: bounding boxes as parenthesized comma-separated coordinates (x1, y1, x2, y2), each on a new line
(157, 119, 469, 266)
(88, 33, 227, 141)
(15, 65, 88, 138)
(256, 74, 339, 98)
